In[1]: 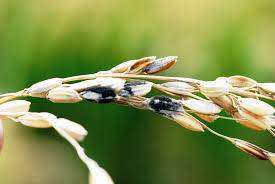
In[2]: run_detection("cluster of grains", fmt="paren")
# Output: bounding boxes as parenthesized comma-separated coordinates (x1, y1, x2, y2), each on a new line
(0, 56, 275, 183)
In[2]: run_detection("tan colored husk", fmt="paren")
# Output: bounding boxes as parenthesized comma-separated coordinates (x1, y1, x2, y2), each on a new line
(0, 119, 4, 152)
(143, 56, 178, 74)
(172, 113, 204, 132)
(209, 95, 236, 114)
(0, 100, 31, 113)
(26, 78, 63, 97)
(128, 57, 156, 74)
(259, 83, 275, 94)
(55, 118, 88, 141)
(233, 139, 269, 160)
(233, 112, 264, 131)
(196, 113, 218, 123)
(111, 60, 137, 73)
(239, 98, 274, 116)
(111, 56, 156, 74)
(237, 107, 268, 130)
(47, 87, 82, 103)
(17, 112, 56, 128)
(228, 75, 257, 88)
(161, 82, 196, 93)
(200, 81, 230, 97)
(183, 99, 222, 115)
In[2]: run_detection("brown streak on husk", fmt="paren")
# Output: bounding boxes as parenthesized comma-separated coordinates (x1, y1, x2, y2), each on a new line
(234, 140, 269, 160)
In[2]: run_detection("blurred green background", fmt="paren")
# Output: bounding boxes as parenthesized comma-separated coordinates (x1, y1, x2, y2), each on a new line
(0, 0, 274, 183)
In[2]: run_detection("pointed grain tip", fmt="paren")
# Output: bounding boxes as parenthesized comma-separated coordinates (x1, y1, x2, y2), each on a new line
(143, 56, 178, 74)
(55, 118, 88, 142)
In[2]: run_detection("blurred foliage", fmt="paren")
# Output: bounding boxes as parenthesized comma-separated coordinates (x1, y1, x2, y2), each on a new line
(0, 0, 275, 183)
